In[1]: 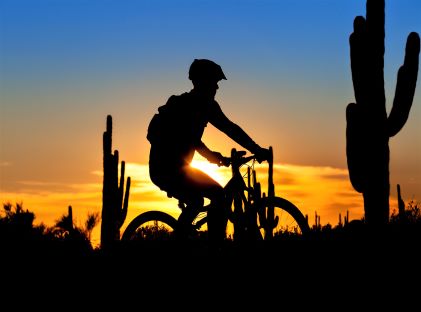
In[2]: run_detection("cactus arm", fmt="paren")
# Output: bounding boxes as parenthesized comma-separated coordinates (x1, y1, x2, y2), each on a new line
(119, 176, 130, 228)
(366, 0, 385, 100)
(118, 160, 125, 209)
(388, 32, 420, 137)
(347, 14, 372, 194)
(112, 150, 119, 190)
(350, 16, 368, 106)
(366, 0, 385, 60)
(346, 103, 365, 193)
(117, 160, 130, 228)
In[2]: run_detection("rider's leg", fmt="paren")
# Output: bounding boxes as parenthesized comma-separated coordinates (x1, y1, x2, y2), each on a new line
(176, 196, 203, 240)
(180, 166, 227, 246)
(149, 165, 204, 241)
(206, 189, 228, 246)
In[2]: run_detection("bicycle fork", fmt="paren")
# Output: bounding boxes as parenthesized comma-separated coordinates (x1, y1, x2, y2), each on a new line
(229, 149, 263, 242)
(254, 146, 278, 240)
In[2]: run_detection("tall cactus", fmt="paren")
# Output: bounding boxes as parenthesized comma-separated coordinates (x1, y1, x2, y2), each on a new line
(100, 115, 131, 250)
(346, 0, 420, 226)
(397, 184, 406, 223)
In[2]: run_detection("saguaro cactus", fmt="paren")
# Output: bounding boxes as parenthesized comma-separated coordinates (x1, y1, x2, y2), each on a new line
(346, 0, 419, 226)
(100, 115, 131, 250)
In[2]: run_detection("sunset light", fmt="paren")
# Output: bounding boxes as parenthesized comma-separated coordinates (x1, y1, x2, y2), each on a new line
(0, 0, 420, 254)
(1, 159, 370, 248)
(190, 155, 231, 186)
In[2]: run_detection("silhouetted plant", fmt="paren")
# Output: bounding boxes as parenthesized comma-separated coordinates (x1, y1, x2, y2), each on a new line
(51, 206, 100, 250)
(2, 201, 33, 223)
(0, 202, 45, 240)
(130, 224, 173, 241)
(396, 184, 406, 223)
(101, 115, 131, 250)
(312, 211, 322, 231)
(346, 0, 420, 226)
(390, 200, 421, 225)
(85, 211, 100, 243)
(54, 205, 74, 236)
(273, 227, 303, 239)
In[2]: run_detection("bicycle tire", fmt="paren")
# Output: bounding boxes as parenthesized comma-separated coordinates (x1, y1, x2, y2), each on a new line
(260, 196, 310, 237)
(121, 211, 178, 241)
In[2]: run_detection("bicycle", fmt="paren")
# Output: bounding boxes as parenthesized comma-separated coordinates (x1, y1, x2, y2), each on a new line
(121, 146, 310, 243)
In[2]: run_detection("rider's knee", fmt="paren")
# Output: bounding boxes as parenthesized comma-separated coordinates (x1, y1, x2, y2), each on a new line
(210, 185, 224, 200)
(186, 196, 204, 209)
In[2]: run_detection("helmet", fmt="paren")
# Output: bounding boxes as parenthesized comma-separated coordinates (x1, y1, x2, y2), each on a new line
(188, 59, 227, 82)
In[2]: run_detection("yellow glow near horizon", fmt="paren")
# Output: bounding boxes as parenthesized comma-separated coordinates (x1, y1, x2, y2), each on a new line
(190, 156, 230, 186)
(6, 159, 408, 248)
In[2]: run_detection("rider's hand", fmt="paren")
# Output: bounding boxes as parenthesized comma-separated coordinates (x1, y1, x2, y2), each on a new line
(255, 147, 271, 164)
(219, 155, 231, 167)
(212, 152, 230, 167)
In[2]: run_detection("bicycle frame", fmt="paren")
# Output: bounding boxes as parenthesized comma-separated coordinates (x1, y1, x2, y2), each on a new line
(224, 146, 278, 241)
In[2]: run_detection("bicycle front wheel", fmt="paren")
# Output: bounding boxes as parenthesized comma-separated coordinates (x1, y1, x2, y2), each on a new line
(259, 196, 310, 238)
(121, 211, 178, 241)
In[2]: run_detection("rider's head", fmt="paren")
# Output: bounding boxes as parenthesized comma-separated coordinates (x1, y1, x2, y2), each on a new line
(189, 59, 227, 98)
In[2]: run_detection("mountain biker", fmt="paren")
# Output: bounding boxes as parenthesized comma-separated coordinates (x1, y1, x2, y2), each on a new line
(147, 58, 269, 246)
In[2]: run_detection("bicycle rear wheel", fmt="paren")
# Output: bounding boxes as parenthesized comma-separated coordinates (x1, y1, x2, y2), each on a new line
(121, 211, 178, 241)
(259, 196, 310, 238)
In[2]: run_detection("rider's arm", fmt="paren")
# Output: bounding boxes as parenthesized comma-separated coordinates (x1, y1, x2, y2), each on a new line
(209, 101, 261, 154)
(196, 141, 228, 166)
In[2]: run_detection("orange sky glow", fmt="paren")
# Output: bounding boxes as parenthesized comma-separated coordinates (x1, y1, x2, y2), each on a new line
(3, 154, 399, 248)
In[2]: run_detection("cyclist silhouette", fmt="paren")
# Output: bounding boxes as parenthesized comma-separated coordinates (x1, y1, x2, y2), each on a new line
(147, 58, 269, 246)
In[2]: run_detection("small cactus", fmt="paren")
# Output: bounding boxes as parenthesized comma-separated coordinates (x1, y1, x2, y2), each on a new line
(397, 184, 406, 223)
(100, 115, 131, 250)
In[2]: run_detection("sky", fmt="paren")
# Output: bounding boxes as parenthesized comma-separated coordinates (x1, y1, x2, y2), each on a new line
(1, 0, 420, 247)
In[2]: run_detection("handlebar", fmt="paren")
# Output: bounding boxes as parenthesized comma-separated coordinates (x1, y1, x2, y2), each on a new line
(235, 154, 256, 166)
(222, 148, 271, 167)
(214, 147, 272, 167)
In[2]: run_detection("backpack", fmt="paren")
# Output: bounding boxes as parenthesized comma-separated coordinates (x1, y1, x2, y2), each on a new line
(146, 93, 207, 145)
(146, 95, 179, 144)
(146, 113, 162, 143)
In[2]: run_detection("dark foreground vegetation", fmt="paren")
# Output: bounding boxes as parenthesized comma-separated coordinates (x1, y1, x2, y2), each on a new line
(1, 201, 420, 308)
(2, 201, 420, 266)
